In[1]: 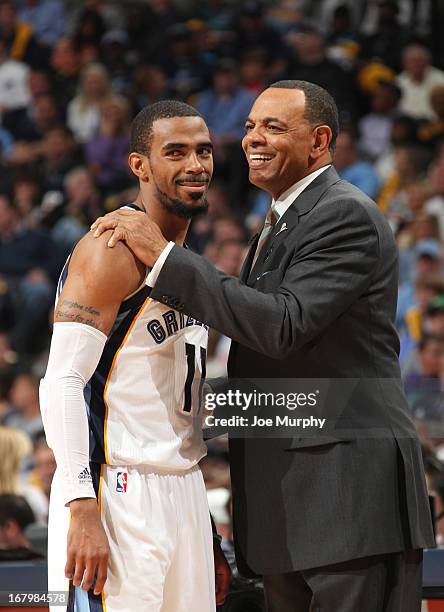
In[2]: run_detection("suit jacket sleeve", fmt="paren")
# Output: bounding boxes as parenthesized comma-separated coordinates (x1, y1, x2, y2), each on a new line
(150, 199, 380, 359)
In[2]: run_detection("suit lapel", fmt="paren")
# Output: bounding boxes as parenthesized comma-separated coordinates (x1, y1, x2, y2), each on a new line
(247, 167, 342, 285)
(240, 232, 260, 282)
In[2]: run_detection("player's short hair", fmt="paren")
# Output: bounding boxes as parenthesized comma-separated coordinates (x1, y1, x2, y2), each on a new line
(130, 100, 203, 156)
(269, 80, 339, 151)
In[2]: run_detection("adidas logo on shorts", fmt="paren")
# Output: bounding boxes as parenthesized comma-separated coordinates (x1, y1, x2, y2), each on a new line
(78, 467, 92, 484)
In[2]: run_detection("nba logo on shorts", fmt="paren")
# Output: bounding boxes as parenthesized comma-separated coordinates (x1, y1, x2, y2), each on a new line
(116, 472, 127, 493)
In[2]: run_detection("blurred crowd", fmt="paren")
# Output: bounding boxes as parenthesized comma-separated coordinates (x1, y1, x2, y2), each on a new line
(1, 0, 444, 558)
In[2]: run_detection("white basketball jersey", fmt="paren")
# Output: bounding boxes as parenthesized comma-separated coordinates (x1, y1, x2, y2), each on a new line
(56, 237, 208, 471)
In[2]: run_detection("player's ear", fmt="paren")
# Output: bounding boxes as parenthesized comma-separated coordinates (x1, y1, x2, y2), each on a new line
(128, 152, 150, 182)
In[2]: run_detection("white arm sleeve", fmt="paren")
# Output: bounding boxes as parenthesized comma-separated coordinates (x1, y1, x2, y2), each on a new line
(39, 322, 107, 507)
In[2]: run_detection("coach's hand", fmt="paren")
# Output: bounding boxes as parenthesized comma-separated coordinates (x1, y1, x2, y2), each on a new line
(214, 540, 231, 606)
(91, 209, 168, 268)
(66, 498, 110, 595)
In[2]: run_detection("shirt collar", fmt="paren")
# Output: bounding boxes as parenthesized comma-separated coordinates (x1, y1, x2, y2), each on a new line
(272, 165, 331, 219)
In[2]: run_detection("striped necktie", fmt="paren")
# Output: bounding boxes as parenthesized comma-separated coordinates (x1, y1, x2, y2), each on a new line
(251, 205, 279, 268)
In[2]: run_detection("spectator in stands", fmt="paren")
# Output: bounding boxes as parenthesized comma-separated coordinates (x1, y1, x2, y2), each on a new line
(85, 95, 131, 193)
(0, 38, 31, 115)
(132, 64, 170, 112)
(0, 494, 42, 560)
(187, 181, 233, 252)
(0, 427, 47, 523)
(0, 193, 58, 356)
(417, 84, 444, 147)
(136, 0, 184, 61)
(199, 0, 235, 34)
(325, 4, 359, 71)
(196, 58, 255, 161)
(28, 434, 55, 503)
(0, 368, 15, 425)
(0, 334, 16, 377)
(233, 0, 287, 65)
(397, 44, 444, 120)
(18, 0, 65, 49)
(424, 155, 444, 241)
(211, 216, 245, 248)
(377, 144, 431, 228)
(36, 126, 82, 195)
(400, 272, 444, 341)
(50, 38, 81, 112)
(28, 67, 52, 99)
(401, 296, 444, 384)
(11, 175, 42, 224)
(5, 374, 43, 441)
(423, 296, 444, 338)
(398, 216, 442, 283)
(239, 49, 268, 95)
(0, 0, 45, 67)
(430, 472, 444, 547)
(374, 114, 418, 182)
(5, 93, 61, 168)
(196, 58, 254, 203)
(72, 6, 106, 60)
(67, 62, 111, 143)
(123, 1, 157, 61)
(51, 166, 101, 253)
(287, 28, 358, 123)
(404, 333, 444, 409)
(161, 23, 210, 100)
(422, 444, 444, 489)
(214, 239, 246, 276)
(0, 276, 14, 339)
(100, 30, 131, 95)
(334, 130, 381, 198)
(360, 0, 411, 72)
(358, 80, 401, 160)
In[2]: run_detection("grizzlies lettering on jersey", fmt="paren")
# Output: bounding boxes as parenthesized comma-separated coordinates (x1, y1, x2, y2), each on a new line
(56, 208, 208, 471)
(147, 311, 208, 344)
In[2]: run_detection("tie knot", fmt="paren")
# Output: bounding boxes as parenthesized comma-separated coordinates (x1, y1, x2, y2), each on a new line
(265, 206, 278, 227)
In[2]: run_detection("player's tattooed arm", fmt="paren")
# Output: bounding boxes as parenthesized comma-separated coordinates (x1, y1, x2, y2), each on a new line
(55, 299, 101, 329)
(54, 231, 145, 335)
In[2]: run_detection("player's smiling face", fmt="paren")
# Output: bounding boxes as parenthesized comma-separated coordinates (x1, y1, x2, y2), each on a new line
(148, 116, 213, 218)
(242, 88, 316, 199)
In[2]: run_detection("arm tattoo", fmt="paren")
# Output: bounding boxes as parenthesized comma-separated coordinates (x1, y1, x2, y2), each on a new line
(56, 300, 101, 329)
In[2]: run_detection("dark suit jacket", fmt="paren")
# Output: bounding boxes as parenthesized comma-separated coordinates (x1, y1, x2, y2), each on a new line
(150, 166, 435, 575)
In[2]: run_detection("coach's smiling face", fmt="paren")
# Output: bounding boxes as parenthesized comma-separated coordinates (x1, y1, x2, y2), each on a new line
(242, 88, 331, 200)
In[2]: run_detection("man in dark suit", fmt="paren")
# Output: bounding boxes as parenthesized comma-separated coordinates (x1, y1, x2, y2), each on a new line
(91, 81, 435, 611)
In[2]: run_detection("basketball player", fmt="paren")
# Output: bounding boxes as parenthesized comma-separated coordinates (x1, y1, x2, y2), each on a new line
(39, 101, 230, 612)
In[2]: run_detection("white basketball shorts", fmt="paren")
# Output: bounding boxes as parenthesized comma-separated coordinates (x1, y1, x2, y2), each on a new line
(48, 464, 215, 612)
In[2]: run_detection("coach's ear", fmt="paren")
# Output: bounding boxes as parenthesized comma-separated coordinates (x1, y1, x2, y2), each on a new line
(128, 152, 149, 182)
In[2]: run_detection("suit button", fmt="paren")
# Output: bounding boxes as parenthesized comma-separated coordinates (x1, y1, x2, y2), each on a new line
(177, 303, 184, 311)
(162, 295, 170, 304)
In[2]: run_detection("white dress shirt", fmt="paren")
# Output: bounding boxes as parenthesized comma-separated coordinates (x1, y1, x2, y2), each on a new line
(146, 164, 331, 287)
(272, 165, 331, 220)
